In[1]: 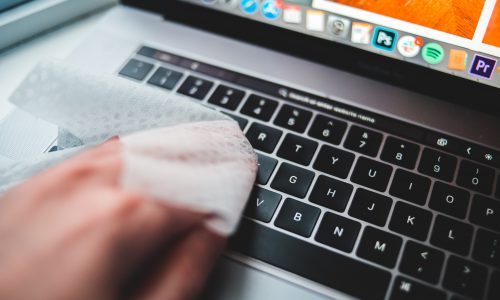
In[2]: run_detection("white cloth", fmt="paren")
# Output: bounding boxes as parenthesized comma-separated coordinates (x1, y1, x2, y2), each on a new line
(0, 60, 257, 235)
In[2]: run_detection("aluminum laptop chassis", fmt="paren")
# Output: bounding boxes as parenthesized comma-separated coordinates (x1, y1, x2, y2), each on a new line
(1, 5, 500, 300)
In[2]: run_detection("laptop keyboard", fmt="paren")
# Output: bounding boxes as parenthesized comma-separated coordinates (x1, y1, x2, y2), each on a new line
(119, 46, 500, 300)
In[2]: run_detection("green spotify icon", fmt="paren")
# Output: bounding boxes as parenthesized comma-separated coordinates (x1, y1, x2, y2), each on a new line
(422, 42, 445, 64)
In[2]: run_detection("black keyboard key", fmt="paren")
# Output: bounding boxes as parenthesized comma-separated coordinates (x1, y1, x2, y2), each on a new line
(399, 241, 444, 284)
(348, 188, 392, 227)
(473, 229, 500, 268)
(274, 198, 320, 237)
(430, 215, 473, 256)
(308, 114, 347, 145)
(351, 157, 393, 192)
(418, 148, 457, 182)
(390, 276, 446, 300)
(443, 255, 487, 299)
(313, 145, 355, 179)
(470, 195, 500, 232)
(429, 182, 470, 219)
(240, 94, 278, 121)
(147, 67, 183, 90)
(222, 112, 248, 131)
(496, 175, 500, 199)
(357, 226, 402, 268)
(245, 123, 282, 153)
(230, 219, 391, 300)
(277, 134, 318, 166)
(344, 125, 383, 157)
(119, 59, 153, 80)
(207, 85, 245, 110)
(177, 76, 214, 100)
(309, 175, 353, 212)
(273, 104, 312, 133)
(381, 137, 420, 169)
(256, 153, 277, 184)
(315, 212, 361, 253)
(457, 160, 495, 195)
(389, 169, 431, 205)
(271, 163, 314, 198)
(243, 187, 282, 223)
(389, 202, 432, 241)
(488, 271, 500, 300)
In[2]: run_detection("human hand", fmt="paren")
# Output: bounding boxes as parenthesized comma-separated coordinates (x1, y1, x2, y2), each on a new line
(0, 139, 226, 300)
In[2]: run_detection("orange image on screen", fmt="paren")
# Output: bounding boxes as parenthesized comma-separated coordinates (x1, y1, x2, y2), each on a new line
(483, 2, 500, 47)
(328, 0, 486, 39)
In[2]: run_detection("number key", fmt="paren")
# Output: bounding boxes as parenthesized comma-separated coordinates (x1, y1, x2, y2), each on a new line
(119, 59, 154, 80)
(177, 76, 214, 100)
(381, 137, 420, 169)
(208, 85, 245, 110)
(240, 94, 278, 121)
(418, 148, 457, 182)
(308, 114, 347, 145)
(457, 160, 495, 195)
(274, 104, 312, 133)
(344, 126, 383, 157)
(147, 67, 183, 90)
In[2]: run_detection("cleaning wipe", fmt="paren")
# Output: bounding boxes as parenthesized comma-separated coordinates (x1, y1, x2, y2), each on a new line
(0, 60, 258, 235)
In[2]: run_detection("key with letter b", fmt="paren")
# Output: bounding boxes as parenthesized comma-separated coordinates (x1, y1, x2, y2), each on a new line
(275, 198, 321, 237)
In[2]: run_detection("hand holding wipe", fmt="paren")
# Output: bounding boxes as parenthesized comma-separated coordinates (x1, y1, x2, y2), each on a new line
(0, 60, 258, 300)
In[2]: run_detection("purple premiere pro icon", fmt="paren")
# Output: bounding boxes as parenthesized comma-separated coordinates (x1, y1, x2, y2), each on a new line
(469, 54, 497, 79)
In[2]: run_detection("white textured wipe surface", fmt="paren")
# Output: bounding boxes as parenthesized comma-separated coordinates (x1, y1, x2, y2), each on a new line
(121, 121, 257, 235)
(1, 60, 258, 235)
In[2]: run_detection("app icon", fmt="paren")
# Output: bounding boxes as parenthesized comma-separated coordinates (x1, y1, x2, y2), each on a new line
(351, 22, 373, 44)
(283, 5, 302, 24)
(469, 54, 497, 79)
(261, 0, 281, 20)
(422, 43, 445, 64)
(448, 49, 468, 71)
(240, 0, 259, 14)
(220, 0, 238, 7)
(326, 15, 351, 38)
(372, 27, 398, 51)
(306, 10, 325, 31)
(397, 35, 423, 58)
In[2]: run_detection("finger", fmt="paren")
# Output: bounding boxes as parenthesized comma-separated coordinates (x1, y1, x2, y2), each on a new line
(135, 226, 226, 300)
(104, 197, 212, 286)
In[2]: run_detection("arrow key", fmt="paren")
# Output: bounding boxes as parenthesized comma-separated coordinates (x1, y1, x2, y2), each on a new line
(243, 187, 282, 223)
(399, 241, 444, 284)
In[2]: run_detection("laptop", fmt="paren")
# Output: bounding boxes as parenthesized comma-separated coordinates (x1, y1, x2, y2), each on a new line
(2, 0, 500, 299)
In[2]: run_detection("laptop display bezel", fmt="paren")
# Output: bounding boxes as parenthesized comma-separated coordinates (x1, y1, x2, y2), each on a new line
(122, 0, 500, 116)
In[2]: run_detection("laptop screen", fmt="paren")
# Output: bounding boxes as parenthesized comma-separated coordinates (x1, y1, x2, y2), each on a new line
(180, 0, 500, 90)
